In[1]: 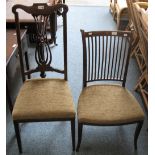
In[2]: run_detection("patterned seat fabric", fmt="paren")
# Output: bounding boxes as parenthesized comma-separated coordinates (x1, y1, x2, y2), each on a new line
(13, 78, 75, 121)
(78, 84, 144, 125)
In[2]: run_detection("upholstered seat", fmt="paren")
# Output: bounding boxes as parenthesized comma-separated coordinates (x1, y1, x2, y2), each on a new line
(78, 84, 144, 125)
(13, 78, 75, 121)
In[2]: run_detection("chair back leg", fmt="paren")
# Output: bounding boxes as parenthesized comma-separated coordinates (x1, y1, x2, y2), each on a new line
(134, 121, 144, 149)
(71, 119, 75, 151)
(76, 123, 83, 152)
(13, 122, 22, 153)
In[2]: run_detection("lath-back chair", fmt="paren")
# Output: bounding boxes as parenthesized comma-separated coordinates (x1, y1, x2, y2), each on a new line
(12, 3, 75, 153)
(76, 30, 145, 151)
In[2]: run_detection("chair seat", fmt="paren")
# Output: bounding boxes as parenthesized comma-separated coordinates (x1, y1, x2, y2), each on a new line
(12, 78, 75, 121)
(77, 85, 144, 125)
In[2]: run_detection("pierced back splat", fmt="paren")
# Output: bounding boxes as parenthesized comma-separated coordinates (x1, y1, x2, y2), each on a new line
(12, 3, 69, 81)
(33, 14, 52, 78)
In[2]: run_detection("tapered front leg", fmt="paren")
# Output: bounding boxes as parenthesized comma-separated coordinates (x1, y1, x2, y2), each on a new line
(14, 122, 22, 153)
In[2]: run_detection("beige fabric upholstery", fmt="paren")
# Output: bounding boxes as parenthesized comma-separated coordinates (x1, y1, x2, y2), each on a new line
(78, 85, 144, 125)
(13, 78, 75, 121)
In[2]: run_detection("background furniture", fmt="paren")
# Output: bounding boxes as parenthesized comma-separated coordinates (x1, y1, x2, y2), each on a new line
(11, 3, 75, 153)
(6, 0, 57, 23)
(135, 70, 148, 109)
(132, 1, 148, 110)
(6, 0, 63, 44)
(115, 0, 129, 29)
(6, 29, 28, 113)
(126, 0, 148, 111)
(109, 0, 117, 20)
(76, 30, 145, 151)
(110, 0, 129, 30)
(109, 0, 148, 30)
(126, 0, 148, 58)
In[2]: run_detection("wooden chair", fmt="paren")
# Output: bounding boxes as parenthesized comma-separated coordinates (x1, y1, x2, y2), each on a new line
(126, 0, 148, 59)
(126, 1, 148, 29)
(132, 2, 147, 73)
(12, 3, 75, 153)
(133, 2, 148, 110)
(115, 0, 129, 30)
(76, 30, 145, 151)
(109, 0, 117, 21)
(110, 0, 148, 30)
(133, 2, 148, 60)
(126, 0, 139, 55)
(135, 70, 148, 110)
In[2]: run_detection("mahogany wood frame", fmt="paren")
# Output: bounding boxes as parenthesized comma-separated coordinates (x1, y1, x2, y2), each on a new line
(76, 30, 144, 151)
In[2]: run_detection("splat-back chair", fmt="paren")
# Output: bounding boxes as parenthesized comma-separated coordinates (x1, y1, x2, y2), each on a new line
(12, 3, 75, 153)
(76, 30, 145, 151)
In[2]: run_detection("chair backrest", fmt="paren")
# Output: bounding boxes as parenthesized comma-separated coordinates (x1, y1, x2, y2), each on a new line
(12, 3, 68, 81)
(81, 30, 132, 88)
